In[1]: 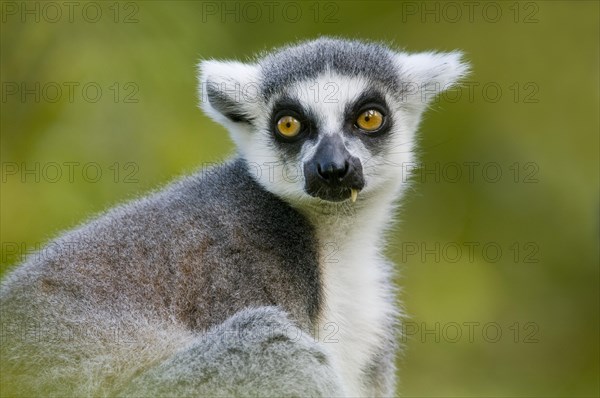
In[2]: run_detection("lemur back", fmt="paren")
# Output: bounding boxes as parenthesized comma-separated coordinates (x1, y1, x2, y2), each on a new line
(1, 37, 467, 397)
(1, 160, 333, 395)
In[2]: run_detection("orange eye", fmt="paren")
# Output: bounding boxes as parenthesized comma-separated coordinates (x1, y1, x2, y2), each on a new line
(356, 109, 384, 132)
(276, 116, 301, 138)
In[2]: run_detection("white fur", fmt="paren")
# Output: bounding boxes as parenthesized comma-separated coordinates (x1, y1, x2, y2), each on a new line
(395, 51, 469, 108)
(198, 60, 264, 150)
(245, 73, 416, 396)
(197, 49, 467, 396)
(237, 72, 419, 208)
(306, 184, 402, 397)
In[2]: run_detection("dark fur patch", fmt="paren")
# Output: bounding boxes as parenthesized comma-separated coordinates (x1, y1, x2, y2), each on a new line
(258, 38, 400, 99)
(342, 89, 395, 156)
(170, 159, 323, 330)
(206, 83, 252, 123)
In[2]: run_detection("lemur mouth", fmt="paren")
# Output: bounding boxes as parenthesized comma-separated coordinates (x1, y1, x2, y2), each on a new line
(305, 186, 362, 203)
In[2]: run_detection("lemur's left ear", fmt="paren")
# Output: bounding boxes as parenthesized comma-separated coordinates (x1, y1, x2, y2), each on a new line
(394, 51, 469, 105)
(198, 60, 261, 125)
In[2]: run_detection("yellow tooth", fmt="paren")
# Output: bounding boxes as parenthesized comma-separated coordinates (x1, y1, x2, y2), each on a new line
(350, 188, 358, 203)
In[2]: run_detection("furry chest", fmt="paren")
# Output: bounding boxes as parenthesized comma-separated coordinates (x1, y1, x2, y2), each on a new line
(316, 245, 392, 395)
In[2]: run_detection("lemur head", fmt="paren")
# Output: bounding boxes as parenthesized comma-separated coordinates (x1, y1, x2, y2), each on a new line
(199, 38, 467, 206)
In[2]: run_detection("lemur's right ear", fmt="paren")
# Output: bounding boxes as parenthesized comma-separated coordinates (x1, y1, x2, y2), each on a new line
(198, 60, 261, 125)
(394, 51, 469, 107)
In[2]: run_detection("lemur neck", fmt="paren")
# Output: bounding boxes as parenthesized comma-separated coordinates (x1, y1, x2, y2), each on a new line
(299, 181, 402, 245)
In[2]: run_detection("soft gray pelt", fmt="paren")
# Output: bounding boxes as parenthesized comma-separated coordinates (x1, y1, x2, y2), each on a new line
(1, 37, 468, 397)
(120, 307, 343, 397)
(0, 160, 339, 397)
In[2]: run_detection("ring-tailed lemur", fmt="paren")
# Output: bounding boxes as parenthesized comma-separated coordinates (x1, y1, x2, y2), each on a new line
(0, 37, 467, 397)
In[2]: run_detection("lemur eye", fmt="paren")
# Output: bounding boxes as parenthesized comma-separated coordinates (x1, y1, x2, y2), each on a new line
(356, 109, 384, 132)
(276, 116, 301, 138)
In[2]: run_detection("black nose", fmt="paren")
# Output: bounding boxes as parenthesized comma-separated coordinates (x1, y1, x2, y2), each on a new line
(303, 135, 365, 202)
(317, 160, 349, 182)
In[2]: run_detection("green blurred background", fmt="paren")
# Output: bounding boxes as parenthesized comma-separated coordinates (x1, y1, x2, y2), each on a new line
(1, 1, 598, 396)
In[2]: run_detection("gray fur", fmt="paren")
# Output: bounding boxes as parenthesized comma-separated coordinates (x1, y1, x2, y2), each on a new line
(206, 83, 254, 123)
(120, 307, 343, 397)
(0, 159, 329, 396)
(2, 37, 468, 397)
(258, 37, 401, 98)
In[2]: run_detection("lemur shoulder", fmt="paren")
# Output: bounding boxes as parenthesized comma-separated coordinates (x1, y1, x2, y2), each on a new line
(0, 37, 468, 397)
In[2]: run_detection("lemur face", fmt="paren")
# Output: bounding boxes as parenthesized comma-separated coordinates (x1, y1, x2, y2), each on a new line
(200, 38, 467, 206)
(267, 73, 401, 203)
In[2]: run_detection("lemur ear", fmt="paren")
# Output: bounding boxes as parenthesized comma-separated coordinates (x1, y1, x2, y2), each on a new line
(394, 51, 469, 106)
(198, 60, 261, 124)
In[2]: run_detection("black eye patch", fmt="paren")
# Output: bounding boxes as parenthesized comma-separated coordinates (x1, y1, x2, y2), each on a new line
(269, 97, 319, 142)
(344, 90, 390, 124)
(343, 90, 394, 153)
(268, 97, 319, 159)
